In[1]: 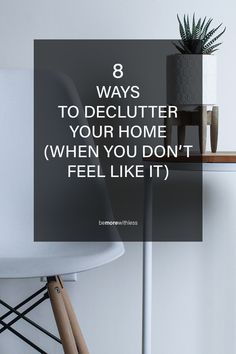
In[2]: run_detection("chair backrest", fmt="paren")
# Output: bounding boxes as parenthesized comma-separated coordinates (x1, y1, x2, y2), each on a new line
(0, 69, 120, 257)
(0, 69, 33, 255)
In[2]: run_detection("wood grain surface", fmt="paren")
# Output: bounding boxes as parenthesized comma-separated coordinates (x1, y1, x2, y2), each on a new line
(144, 152, 236, 163)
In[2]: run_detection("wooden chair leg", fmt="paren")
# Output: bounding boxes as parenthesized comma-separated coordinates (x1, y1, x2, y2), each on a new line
(47, 277, 78, 354)
(58, 276, 90, 354)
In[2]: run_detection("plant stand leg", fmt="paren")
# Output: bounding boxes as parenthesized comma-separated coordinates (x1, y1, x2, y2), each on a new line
(47, 277, 78, 354)
(58, 276, 90, 354)
(210, 106, 218, 153)
(164, 118, 172, 148)
(199, 106, 207, 153)
(178, 125, 186, 150)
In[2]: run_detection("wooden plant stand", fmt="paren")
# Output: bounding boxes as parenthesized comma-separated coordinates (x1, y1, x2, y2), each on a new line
(164, 105, 219, 153)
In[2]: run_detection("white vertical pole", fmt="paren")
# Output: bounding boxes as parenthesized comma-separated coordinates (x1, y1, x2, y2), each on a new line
(142, 166, 153, 354)
(142, 242, 152, 354)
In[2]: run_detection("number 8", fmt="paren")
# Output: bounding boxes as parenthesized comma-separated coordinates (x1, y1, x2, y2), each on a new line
(113, 63, 123, 79)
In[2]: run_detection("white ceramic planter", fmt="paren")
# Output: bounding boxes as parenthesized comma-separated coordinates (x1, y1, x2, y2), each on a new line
(167, 54, 217, 106)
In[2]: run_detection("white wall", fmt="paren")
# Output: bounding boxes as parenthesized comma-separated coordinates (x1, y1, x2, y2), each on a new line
(0, 0, 234, 149)
(0, 1, 236, 353)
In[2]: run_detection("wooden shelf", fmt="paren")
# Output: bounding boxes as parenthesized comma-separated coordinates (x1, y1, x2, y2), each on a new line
(200, 152, 236, 163)
(144, 152, 236, 163)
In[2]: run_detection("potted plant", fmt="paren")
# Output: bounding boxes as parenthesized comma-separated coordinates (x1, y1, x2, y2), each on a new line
(167, 14, 226, 107)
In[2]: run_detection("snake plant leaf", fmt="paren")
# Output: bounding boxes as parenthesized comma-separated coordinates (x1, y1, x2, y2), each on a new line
(204, 47, 219, 54)
(192, 13, 202, 39)
(174, 14, 226, 54)
(184, 14, 191, 38)
(201, 18, 213, 38)
(203, 23, 223, 44)
(200, 16, 207, 31)
(192, 14, 200, 39)
(204, 42, 222, 54)
(207, 48, 219, 53)
(194, 18, 202, 39)
(192, 13, 196, 34)
(173, 42, 186, 54)
(177, 14, 187, 41)
(204, 27, 226, 49)
(177, 40, 192, 54)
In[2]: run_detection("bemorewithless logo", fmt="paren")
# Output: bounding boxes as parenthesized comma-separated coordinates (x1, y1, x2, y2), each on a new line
(99, 220, 138, 226)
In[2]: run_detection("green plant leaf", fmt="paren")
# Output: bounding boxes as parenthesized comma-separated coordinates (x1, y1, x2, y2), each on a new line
(180, 40, 195, 54)
(194, 18, 202, 39)
(204, 27, 226, 48)
(204, 47, 219, 54)
(184, 14, 191, 39)
(192, 13, 196, 37)
(174, 14, 225, 54)
(201, 18, 213, 38)
(203, 23, 223, 44)
(204, 42, 222, 53)
(177, 14, 187, 41)
(173, 42, 186, 54)
(200, 16, 207, 31)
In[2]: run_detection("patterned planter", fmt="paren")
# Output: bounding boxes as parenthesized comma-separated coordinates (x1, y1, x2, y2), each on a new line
(167, 54, 217, 107)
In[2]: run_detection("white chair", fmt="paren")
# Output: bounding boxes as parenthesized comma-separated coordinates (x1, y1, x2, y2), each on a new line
(0, 69, 124, 354)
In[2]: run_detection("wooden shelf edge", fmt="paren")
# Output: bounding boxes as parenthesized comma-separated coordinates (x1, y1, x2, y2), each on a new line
(144, 152, 236, 163)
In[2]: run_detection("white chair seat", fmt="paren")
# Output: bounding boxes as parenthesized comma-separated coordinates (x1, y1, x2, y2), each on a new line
(0, 242, 124, 278)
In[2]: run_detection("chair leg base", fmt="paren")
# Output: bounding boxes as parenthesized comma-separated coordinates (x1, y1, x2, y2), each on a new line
(0, 285, 58, 353)
(0, 277, 89, 354)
